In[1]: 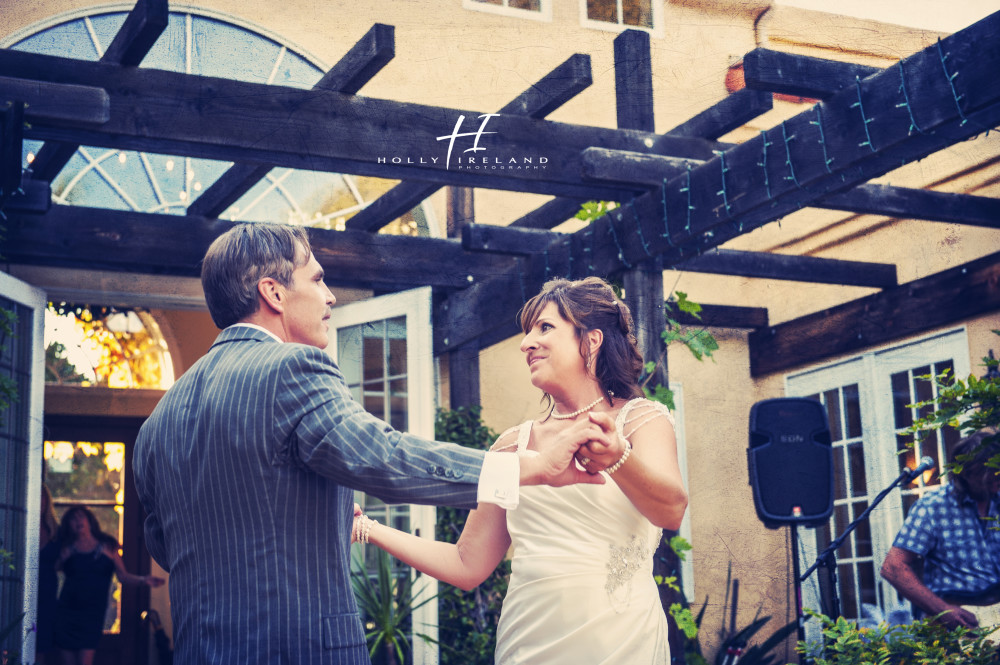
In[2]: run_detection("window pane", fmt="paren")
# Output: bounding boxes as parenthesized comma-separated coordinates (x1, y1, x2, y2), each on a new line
(913, 366, 933, 420)
(509, 0, 541, 9)
(848, 441, 867, 497)
(844, 383, 862, 439)
(824, 389, 843, 442)
(337, 325, 363, 386)
(858, 561, 878, 607)
(891, 371, 912, 429)
(833, 447, 846, 501)
(363, 336, 384, 382)
(834, 503, 851, 559)
(896, 432, 916, 477)
(853, 501, 871, 557)
(623, 0, 653, 27)
(838, 563, 858, 619)
(587, 0, 617, 23)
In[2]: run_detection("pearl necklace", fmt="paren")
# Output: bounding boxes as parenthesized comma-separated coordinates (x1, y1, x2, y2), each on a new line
(551, 396, 605, 420)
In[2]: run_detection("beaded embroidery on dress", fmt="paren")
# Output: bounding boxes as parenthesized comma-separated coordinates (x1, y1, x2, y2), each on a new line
(494, 398, 673, 665)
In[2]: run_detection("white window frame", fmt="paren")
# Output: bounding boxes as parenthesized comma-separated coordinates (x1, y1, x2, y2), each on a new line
(463, 0, 554, 22)
(670, 382, 695, 602)
(786, 328, 970, 640)
(326, 286, 439, 665)
(579, 0, 664, 38)
(0, 271, 47, 659)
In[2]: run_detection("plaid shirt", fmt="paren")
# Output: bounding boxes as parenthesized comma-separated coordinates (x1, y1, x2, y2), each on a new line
(893, 484, 1000, 599)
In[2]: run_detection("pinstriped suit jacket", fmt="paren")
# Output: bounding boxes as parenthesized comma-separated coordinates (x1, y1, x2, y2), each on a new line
(133, 326, 484, 664)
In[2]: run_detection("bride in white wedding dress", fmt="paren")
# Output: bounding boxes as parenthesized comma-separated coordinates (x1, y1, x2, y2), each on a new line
(353, 277, 688, 664)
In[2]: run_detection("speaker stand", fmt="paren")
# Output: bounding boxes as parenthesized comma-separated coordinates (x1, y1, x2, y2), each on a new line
(798, 464, 921, 620)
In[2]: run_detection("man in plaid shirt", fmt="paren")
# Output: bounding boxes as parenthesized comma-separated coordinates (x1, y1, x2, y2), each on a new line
(881, 431, 1000, 629)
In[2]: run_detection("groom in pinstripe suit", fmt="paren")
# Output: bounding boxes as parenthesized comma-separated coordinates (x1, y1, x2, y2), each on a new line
(133, 222, 605, 664)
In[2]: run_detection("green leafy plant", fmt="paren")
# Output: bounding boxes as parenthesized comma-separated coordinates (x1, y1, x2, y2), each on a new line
(434, 406, 509, 665)
(351, 548, 437, 665)
(798, 610, 1000, 664)
(908, 330, 1000, 474)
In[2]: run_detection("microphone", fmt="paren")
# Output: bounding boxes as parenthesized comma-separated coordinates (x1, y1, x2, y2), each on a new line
(906, 456, 936, 481)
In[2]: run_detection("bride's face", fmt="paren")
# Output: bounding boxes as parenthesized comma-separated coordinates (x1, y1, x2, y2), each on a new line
(519, 302, 585, 391)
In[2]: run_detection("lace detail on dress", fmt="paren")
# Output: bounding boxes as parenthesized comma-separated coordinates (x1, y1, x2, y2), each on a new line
(605, 533, 648, 612)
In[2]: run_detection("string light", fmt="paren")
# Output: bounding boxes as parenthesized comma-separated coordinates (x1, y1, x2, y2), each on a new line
(852, 76, 877, 152)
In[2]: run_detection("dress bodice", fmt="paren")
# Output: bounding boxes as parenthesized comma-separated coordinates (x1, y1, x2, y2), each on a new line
(496, 398, 673, 665)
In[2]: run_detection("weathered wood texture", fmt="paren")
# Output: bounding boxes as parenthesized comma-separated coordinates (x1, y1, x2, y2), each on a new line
(3, 205, 515, 289)
(187, 23, 396, 218)
(748, 250, 1000, 376)
(462, 225, 896, 287)
(436, 11, 1000, 352)
(345, 53, 595, 232)
(665, 88, 774, 140)
(28, 0, 167, 181)
(0, 49, 718, 199)
(743, 48, 880, 100)
(1, 76, 109, 125)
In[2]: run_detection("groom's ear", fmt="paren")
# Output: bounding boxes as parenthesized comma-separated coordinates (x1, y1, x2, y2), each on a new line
(257, 277, 285, 314)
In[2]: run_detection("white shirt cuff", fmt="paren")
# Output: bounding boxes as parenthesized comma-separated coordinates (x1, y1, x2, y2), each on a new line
(478, 451, 520, 510)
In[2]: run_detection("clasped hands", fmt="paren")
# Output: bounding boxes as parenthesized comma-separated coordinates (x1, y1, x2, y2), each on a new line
(523, 412, 626, 487)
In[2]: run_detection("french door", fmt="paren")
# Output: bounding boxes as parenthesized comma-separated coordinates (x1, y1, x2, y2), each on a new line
(787, 329, 968, 634)
(326, 287, 439, 665)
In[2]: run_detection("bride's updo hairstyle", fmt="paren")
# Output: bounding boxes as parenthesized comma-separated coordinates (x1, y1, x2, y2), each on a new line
(519, 277, 644, 403)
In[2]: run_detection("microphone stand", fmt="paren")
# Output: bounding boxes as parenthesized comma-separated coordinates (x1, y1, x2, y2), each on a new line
(799, 464, 923, 619)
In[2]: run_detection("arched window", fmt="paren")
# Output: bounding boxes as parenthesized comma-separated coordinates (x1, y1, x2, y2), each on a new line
(44, 304, 175, 389)
(7, 8, 437, 237)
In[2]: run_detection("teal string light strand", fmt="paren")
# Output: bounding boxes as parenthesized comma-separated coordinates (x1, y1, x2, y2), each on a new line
(608, 211, 633, 269)
(810, 105, 835, 174)
(565, 238, 574, 279)
(714, 150, 733, 217)
(660, 178, 675, 247)
(781, 121, 803, 188)
(895, 62, 927, 135)
(681, 165, 694, 235)
(936, 38, 969, 127)
(629, 201, 653, 257)
(852, 76, 877, 152)
(757, 130, 773, 200)
(586, 226, 595, 274)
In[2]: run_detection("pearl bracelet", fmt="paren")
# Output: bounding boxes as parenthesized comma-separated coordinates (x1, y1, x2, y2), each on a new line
(353, 514, 379, 545)
(606, 441, 632, 475)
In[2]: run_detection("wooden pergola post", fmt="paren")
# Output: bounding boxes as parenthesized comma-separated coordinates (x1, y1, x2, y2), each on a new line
(614, 28, 684, 660)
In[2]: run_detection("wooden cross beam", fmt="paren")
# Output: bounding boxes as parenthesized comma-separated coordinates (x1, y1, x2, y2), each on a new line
(460, 224, 897, 287)
(749, 249, 1000, 376)
(187, 24, 396, 219)
(0, 47, 720, 199)
(27, 0, 167, 181)
(344, 53, 594, 232)
(743, 48, 880, 100)
(1, 204, 515, 290)
(582, 148, 1000, 228)
(435, 10, 1000, 353)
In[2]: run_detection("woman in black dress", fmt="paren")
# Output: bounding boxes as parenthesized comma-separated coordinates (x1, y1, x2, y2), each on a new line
(54, 506, 164, 665)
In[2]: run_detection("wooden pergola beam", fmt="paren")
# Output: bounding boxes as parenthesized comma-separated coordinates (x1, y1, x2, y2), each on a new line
(675, 248, 897, 288)
(2, 204, 515, 290)
(187, 23, 396, 219)
(0, 47, 719, 199)
(819, 184, 1000, 228)
(509, 197, 588, 229)
(748, 249, 1000, 376)
(461, 224, 897, 287)
(27, 0, 167, 181)
(2, 76, 109, 125)
(436, 10, 1000, 352)
(742, 48, 881, 100)
(344, 53, 594, 232)
(666, 88, 774, 139)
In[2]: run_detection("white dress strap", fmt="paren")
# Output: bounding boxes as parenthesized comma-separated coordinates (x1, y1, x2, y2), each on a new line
(490, 421, 534, 453)
(615, 398, 674, 441)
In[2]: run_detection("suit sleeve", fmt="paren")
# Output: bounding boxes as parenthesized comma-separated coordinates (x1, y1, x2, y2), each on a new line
(273, 345, 485, 509)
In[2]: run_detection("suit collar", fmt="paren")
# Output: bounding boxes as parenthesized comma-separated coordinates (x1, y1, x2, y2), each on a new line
(212, 324, 282, 348)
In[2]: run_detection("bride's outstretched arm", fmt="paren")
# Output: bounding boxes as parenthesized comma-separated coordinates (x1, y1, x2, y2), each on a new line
(354, 502, 510, 591)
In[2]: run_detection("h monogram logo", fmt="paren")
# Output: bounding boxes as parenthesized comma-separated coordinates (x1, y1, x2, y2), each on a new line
(436, 113, 499, 170)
